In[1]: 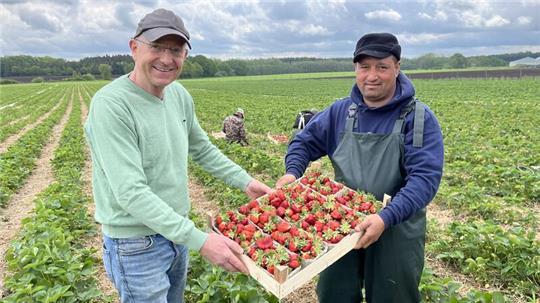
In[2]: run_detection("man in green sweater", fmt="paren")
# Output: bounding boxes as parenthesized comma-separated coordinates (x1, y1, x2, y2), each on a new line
(84, 8, 271, 302)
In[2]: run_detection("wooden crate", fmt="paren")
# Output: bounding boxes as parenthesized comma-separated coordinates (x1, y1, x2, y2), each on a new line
(206, 179, 392, 299)
(240, 231, 362, 299)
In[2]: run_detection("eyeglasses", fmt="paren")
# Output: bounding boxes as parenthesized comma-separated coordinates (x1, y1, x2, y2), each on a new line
(134, 38, 186, 57)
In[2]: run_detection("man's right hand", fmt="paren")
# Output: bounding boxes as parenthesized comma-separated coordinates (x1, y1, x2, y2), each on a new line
(276, 173, 296, 188)
(200, 233, 248, 273)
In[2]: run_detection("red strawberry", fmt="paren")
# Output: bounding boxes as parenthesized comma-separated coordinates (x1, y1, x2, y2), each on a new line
(248, 200, 260, 209)
(215, 215, 223, 225)
(271, 197, 282, 208)
(249, 214, 259, 224)
(256, 236, 273, 249)
(327, 220, 340, 231)
(289, 259, 300, 269)
(259, 213, 269, 224)
(277, 221, 291, 233)
(305, 214, 316, 225)
(238, 205, 249, 215)
(331, 209, 342, 220)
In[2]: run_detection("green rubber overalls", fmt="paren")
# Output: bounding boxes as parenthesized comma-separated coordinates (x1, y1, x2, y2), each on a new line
(316, 100, 427, 303)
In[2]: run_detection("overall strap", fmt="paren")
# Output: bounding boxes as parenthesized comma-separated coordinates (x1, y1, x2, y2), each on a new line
(413, 101, 425, 147)
(345, 103, 358, 131)
(392, 98, 425, 147)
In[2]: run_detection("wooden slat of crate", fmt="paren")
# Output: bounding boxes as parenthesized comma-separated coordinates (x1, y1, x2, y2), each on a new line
(242, 232, 362, 299)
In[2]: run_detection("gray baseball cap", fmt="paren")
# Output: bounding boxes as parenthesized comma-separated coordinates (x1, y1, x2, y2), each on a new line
(134, 8, 191, 49)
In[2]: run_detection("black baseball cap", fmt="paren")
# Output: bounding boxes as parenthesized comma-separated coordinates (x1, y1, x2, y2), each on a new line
(134, 8, 191, 49)
(353, 33, 401, 63)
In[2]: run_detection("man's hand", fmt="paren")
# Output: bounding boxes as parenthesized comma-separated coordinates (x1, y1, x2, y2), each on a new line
(275, 174, 296, 188)
(200, 233, 248, 273)
(245, 179, 272, 199)
(354, 214, 385, 249)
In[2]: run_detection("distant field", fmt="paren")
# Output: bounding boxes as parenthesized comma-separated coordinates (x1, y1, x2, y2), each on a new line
(179, 66, 540, 82)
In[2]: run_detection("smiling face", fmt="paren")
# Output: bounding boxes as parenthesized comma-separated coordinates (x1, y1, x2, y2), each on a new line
(355, 56, 400, 108)
(129, 34, 188, 98)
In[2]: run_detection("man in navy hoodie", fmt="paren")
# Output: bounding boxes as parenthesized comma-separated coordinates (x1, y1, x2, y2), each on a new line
(277, 33, 444, 302)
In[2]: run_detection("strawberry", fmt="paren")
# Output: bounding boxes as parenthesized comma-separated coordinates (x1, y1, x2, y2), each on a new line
(288, 258, 300, 269)
(327, 220, 340, 231)
(330, 209, 342, 220)
(259, 213, 269, 224)
(249, 214, 259, 224)
(248, 199, 259, 209)
(276, 207, 286, 217)
(277, 221, 291, 233)
(256, 236, 273, 250)
(305, 214, 316, 225)
(238, 205, 249, 215)
(215, 215, 223, 225)
(271, 197, 282, 208)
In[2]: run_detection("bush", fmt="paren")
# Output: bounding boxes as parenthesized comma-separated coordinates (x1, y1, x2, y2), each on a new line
(81, 73, 95, 81)
(0, 79, 19, 85)
(31, 77, 45, 83)
(214, 70, 228, 77)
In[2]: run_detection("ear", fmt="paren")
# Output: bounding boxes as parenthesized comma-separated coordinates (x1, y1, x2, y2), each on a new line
(129, 39, 138, 60)
(395, 61, 401, 77)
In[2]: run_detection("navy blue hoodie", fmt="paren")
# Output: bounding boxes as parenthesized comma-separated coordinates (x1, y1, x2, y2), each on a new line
(285, 73, 444, 228)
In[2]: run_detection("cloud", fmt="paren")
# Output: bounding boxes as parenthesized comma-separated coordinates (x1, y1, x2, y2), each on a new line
(484, 15, 510, 27)
(365, 9, 402, 22)
(0, 0, 538, 59)
(16, 5, 64, 33)
(418, 10, 448, 21)
(516, 16, 531, 25)
(398, 33, 446, 45)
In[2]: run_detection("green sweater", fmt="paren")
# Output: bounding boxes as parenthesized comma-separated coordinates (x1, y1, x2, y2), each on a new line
(84, 75, 253, 251)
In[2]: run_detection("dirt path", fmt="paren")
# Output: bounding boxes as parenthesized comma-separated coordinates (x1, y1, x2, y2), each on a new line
(78, 87, 118, 301)
(5, 115, 30, 127)
(0, 93, 73, 296)
(0, 101, 63, 154)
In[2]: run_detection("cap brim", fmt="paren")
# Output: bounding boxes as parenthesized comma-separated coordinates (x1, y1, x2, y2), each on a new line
(353, 50, 392, 62)
(141, 28, 191, 49)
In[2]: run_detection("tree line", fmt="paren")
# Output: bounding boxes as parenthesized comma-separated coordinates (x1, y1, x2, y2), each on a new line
(1, 51, 538, 81)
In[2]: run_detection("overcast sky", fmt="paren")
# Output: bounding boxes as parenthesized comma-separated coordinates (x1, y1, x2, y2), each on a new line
(1, 0, 539, 61)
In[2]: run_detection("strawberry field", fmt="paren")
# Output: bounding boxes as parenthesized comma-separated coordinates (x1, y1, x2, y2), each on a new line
(0, 74, 538, 302)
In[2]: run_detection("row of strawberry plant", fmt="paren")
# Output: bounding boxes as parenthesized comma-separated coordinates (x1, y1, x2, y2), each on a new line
(0, 90, 69, 207)
(420, 267, 505, 303)
(1, 85, 67, 141)
(428, 219, 539, 301)
(3, 86, 104, 302)
(418, 79, 539, 209)
(0, 82, 53, 106)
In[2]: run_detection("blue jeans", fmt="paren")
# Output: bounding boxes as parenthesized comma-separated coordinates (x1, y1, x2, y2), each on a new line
(102, 234, 189, 303)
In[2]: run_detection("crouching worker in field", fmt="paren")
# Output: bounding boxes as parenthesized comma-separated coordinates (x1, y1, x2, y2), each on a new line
(84, 8, 271, 302)
(277, 33, 444, 303)
(223, 108, 249, 146)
